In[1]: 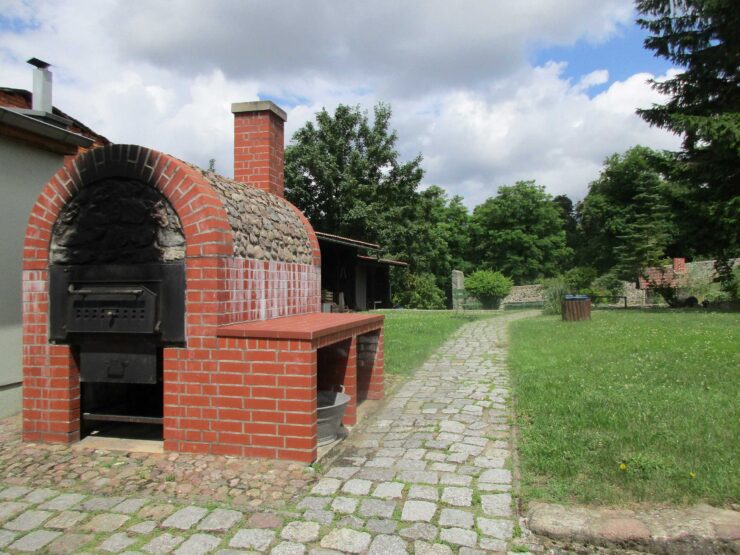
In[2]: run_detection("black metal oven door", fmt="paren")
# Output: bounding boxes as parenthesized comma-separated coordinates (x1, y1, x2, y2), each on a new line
(66, 286, 157, 335)
(79, 341, 157, 384)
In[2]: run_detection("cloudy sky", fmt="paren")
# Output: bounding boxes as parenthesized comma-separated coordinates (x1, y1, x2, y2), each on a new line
(1, 0, 681, 207)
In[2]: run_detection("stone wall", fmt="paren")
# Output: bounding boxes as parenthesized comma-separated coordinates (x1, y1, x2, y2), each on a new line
(451, 270, 465, 310)
(456, 275, 647, 308)
(205, 170, 313, 264)
(501, 285, 544, 305)
(623, 281, 645, 307)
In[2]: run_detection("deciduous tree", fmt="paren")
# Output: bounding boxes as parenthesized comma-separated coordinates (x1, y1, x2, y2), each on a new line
(284, 103, 423, 244)
(470, 181, 570, 284)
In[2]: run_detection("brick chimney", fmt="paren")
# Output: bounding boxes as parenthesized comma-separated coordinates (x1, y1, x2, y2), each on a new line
(231, 100, 287, 198)
(673, 257, 686, 272)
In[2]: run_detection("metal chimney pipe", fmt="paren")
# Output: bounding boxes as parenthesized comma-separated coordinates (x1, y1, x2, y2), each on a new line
(27, 58, 52, 114)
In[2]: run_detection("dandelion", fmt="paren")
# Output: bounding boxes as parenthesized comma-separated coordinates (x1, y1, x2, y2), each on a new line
(619, 463, 627, 471)
(689, 471, 696, 479)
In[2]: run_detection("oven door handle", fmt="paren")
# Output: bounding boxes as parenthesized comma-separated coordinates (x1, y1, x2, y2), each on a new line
(67, 286, 145, 296)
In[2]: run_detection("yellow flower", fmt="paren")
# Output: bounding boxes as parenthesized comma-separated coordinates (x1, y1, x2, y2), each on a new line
(619, 463, 627, 471)
(689, 471, 696, 479)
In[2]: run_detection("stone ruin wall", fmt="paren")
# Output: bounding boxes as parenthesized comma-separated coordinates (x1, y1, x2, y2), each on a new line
(501, 284, 544, 305)
(622, 281, 646, 306)
(499, 282, 646, 307)
(452, 270, 647, 308)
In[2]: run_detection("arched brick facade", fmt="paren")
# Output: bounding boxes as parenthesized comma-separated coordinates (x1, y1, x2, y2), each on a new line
(21, 144, 322, 456)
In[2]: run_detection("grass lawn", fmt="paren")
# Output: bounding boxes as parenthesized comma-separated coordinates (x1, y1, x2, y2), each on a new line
(378, 310, 499, 376)
(508, 310, 739, 507)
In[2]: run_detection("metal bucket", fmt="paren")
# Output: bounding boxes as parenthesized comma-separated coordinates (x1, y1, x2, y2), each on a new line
(317, 386, 350, 446)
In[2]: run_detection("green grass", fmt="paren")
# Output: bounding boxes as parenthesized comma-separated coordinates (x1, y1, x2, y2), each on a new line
(508, 310, 739, 507)
(378, 310, 499, 376)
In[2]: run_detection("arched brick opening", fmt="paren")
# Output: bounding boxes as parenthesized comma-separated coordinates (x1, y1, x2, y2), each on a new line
(22, 144, 233, 445)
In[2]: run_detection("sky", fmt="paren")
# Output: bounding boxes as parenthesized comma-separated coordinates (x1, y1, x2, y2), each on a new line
(0, 0, 681, 208)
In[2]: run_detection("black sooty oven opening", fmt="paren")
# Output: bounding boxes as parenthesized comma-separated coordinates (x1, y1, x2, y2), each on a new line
(48, 179, 186, 442)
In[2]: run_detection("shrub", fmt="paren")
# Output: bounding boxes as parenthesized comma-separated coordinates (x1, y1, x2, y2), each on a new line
(542, 278, 569, 315)
(715, 259, 740, 302)
(593, 272, 625, 297)
(464, 270, 513, 309)
(392, 272, 446, 309)
(681, 262, 715, 302)
(562, 267, 598, 294)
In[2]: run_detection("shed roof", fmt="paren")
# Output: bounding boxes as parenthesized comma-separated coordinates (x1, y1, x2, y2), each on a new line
(315, 231, 379, 250)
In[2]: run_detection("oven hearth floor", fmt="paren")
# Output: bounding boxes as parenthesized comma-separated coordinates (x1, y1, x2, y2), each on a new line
(75, 435, 164, 454)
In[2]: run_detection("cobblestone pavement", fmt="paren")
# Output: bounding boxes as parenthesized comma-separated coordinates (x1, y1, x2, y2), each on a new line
(0, 312, 535, 554)
(0, 416, 316, 510)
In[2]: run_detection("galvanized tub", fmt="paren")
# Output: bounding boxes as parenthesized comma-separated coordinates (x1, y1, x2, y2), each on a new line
(317, 386, 350, 446)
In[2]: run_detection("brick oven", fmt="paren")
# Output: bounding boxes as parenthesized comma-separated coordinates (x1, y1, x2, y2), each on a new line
(22, 101, 384, 462)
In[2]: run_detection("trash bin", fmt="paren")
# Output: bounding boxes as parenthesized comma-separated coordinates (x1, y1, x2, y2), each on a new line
(562, 294, 591, 321)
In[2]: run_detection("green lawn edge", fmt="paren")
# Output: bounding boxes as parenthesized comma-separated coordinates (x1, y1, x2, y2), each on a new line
(508, 310, 740, 507)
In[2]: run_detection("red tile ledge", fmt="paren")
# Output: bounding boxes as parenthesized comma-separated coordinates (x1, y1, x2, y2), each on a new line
(217, 312, 384, 340)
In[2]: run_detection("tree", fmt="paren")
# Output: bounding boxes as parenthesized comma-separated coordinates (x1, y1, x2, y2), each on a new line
(285, 105, 475, 305)
(552, 194, 580, 264)
(636, 0, 740, 258)
(470, 181, 570, 284)
(284, 103, 424, 243)
(576, 146, 679, 276)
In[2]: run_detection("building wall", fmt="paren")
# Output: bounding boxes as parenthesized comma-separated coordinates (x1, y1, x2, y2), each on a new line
(0, 136, 64, 417)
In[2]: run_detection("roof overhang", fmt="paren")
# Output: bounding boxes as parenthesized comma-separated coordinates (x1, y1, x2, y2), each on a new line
(357, 254, 408, 267)
(0, 106, 93, 155)
(315, 231, 380, 250)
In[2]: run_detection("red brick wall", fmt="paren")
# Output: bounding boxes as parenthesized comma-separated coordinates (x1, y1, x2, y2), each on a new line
(165, 336, 318, 461)
(673, 257, 686, 272)
(221, 258, 320, 324)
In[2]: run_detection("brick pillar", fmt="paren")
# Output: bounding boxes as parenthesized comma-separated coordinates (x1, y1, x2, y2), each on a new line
(23, 343, 80, 443)
(358, 330, 384, 401)
(343, 337, 358, 425)
(673, 257, 686, 272)
(232, 101, 287, 198)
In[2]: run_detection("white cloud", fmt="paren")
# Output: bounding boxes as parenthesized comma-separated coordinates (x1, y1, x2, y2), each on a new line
(104, 0, 633, 94)
(576, 69, 610, 92)
(402, 63, 681, 206)
(0, 0, 679, 209)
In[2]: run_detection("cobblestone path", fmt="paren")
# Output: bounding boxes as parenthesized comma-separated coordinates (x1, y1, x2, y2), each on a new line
(0, 312, 534, 554)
